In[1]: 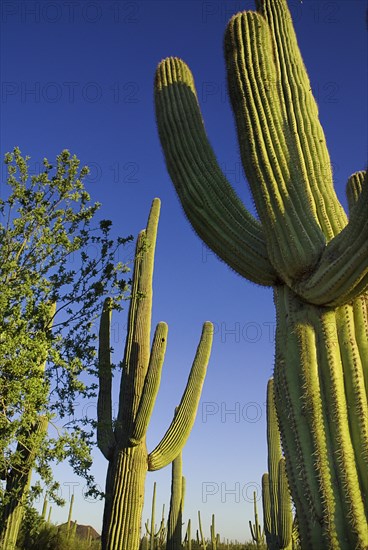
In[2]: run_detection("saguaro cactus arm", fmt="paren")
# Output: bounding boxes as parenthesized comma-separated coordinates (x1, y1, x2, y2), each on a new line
(155, 12, 368, 303)
(148, 321, 213, 470)
(97, 297, 115, 460)
(130, 321, 168, 445)
(155, 58, 278, 287)
(294, 171, 368, 305)
(346, 171, 366, 211)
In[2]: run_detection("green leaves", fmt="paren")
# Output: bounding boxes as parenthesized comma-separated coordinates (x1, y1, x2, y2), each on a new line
(0, 148, 132, 521)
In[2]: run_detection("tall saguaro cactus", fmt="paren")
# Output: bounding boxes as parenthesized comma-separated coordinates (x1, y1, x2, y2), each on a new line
(154, 1, 367, 548)
(97, 199, 213, 550)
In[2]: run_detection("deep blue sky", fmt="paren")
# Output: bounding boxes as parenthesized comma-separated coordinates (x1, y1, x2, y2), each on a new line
(1, 0, 367, 542)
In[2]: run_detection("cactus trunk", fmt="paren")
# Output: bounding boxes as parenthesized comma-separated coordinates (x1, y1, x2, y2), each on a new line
(102, 444, 147, 550)
(274, 286, 367, 548)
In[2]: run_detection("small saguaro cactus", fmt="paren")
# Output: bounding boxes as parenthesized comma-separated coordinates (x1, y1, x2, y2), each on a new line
(209, 514, 219, 550)
(66, 494, 76, 540)
(154, 1, 368, 548)
(145, 483, 165, 550)
(197, 511, 207, 550)
(184, 519, 192, 550)
(249, 491, 265, 548)
(97, 199, 213, 550)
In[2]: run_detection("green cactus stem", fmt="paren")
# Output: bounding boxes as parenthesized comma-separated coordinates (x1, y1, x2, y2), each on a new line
(67, 494, 75, 539)
(184, 519, 192, 550)
(210, 514, 218, 550)
(166, 447, 185, 550)
(154, 0, 368, 547)
(277, 458, 293, 550)
(197, 510, 207, 550)
(41, 495, 48, 521)
(97, 199, 213, 550)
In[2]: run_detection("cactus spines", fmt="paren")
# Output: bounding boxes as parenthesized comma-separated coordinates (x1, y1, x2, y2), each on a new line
(97, 199, 213, 550)
(154, 0, 368, 547)
(277, 459, 293, 550)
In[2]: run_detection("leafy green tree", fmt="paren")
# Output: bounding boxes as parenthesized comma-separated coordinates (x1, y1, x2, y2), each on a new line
(0, 148, 132, 548)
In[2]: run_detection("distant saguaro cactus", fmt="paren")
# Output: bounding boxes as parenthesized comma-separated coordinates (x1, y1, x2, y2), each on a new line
(249, 491, 265, 548)
(262, 379, 293, 550)
(97, 199, 213, 550)
(154, 0, 367, 548)
(145, 482, 165, 550)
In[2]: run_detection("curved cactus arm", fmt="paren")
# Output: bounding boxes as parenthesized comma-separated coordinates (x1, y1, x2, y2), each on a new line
(97, 297, 116, 459)
(130, 322, 168, 445)
(224, 12, 326, 283)
(116, 198, 160, 437)
(295, 172, 368, 306)
(148, 322, 213, 471)
(346, 170, 365, 212)
(255, 0, 347, 238)
(277, 458, 292, 549)
(155, 58, 278, 287)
